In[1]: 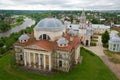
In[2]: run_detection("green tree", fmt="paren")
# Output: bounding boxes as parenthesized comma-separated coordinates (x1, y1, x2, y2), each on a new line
(102, 30, 110, 46)
(0, 21, 11, 32)
(70, 15, 73, 23)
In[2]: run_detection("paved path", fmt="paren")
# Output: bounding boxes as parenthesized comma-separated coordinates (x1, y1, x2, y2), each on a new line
(84, 36, 120, 80)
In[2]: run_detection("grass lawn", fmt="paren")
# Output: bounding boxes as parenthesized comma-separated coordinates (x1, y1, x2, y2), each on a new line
(104, 50, 120, 64)
(0, 48, 118, 80)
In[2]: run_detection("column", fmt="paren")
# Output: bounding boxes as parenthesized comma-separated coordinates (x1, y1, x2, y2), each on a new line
(33, 53, 36, 68)
(28, 53, 31, 67)
(43, 55, 46, 70)
(24, 53, 26, 66)
(49, 55, 52, 71)
(111, 43, 112, 50)
(42, 35, 43, 40)
(38, 54, 41, 69)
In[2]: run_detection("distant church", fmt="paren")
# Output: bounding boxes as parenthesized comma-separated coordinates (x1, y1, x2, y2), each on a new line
(14, 10, 93, 72)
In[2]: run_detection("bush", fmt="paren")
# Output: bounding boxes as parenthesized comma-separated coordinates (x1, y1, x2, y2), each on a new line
(92, 39, 98, 42)
(103, 44, 108, 48)
(109, 58, 120, 64)
(90, 42, 96, 46)
(104, 50, 113, 57)
(93, 36, 98, 39)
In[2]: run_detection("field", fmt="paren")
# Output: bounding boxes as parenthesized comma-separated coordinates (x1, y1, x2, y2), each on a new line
(0, 48, 118, 80)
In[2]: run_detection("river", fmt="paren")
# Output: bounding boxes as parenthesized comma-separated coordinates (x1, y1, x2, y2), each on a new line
(0, 17, 35, 37)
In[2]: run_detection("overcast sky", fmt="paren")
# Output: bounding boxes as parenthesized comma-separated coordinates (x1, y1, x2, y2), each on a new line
(0, 0, 120, 10)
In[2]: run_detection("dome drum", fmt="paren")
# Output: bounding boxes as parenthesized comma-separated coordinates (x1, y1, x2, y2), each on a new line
(34, 18, 65, 41)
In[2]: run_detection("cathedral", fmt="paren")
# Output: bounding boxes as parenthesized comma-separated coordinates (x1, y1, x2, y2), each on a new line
(14, 10, 93, 72)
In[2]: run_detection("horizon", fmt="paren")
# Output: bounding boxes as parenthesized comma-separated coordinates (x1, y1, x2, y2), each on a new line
(0, 9, 120, 11)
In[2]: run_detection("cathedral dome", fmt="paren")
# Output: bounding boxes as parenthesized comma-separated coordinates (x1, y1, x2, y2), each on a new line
(34, 18, 64, 32)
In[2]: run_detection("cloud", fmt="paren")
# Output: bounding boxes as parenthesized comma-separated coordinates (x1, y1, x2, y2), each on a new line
(0, 0, 120, 10)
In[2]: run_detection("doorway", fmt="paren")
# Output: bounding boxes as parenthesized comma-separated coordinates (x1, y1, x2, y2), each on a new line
(86, 40, 89, 46)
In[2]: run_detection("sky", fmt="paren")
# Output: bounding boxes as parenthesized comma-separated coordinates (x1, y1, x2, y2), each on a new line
(0, 0, 120, 10)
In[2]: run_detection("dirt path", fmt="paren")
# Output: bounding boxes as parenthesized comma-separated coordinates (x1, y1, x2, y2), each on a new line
(84, 36, 120, 80)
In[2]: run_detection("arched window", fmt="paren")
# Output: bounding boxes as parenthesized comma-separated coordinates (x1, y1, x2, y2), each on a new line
(59, 54, 62, 58)
(20, 55, 23, 60)
(86, 40, 89, 46)
(39, 34, 50, 40)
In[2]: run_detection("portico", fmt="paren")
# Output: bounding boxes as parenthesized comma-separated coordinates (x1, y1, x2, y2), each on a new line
(23, 51, 52, 71)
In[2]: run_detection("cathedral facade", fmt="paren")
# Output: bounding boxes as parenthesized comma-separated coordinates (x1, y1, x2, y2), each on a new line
(14, 17, 82, 72)
(14, 10, 94, 72)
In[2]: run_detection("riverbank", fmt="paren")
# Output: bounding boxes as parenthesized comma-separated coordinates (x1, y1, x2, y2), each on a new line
(10, 19, 24, 28)
(0, 18, 35, 37)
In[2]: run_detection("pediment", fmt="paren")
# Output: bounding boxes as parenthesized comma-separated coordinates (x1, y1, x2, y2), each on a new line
(25, 44, 46, 51)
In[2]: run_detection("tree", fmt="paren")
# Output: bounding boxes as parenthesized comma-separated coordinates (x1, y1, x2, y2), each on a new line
(102, 30, 110, 45)
(70, 15, 73, 23)
(0, 21, 11, 32)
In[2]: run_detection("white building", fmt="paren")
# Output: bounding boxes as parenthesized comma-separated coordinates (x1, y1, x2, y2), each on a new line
(64, 10, 94, 46)
(109, 31, 120, 52)
(92, 24, 110, 34)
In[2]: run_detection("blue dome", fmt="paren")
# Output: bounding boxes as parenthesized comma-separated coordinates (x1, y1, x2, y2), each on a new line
(34, 18, 64, 32)
(19, 34, 29, 40)
(110, 36, 120, 42)
(57, 37, 68, 44)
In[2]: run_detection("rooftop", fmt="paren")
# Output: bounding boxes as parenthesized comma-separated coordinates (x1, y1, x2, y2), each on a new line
(34, 18, 65, 32)
(92, 24, 110, 29)
(15, 33, 81, 52)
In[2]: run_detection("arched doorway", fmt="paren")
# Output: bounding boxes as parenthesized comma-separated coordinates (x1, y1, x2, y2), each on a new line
(86, 40, 89, 46)
(39, 34, 50, 40)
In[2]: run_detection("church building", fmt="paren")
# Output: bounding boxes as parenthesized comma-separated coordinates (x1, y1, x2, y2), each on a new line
(14, 17, 82, 72)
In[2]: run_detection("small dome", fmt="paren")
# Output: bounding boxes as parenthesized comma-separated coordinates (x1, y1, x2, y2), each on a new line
(110, 36, 120, 42)
(19, 34, 29, 41)
(57, 37, 68, 44)
(34, 18, 64, 32)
